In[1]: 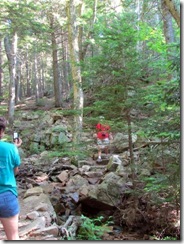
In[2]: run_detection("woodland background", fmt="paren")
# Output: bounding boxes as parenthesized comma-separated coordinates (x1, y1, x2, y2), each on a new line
(0, 0, 180, 240)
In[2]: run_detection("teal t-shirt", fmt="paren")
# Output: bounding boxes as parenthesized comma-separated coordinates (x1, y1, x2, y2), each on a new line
(0, 141, 21, 196)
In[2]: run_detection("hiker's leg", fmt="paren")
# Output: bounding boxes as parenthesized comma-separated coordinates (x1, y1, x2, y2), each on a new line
(104, 139, 110, 155)
(0, 191, 20, 240)
(105, 146, 109, 155)
(98, 145, 102, 158)
(97, 139, 102, 160)
(0, 214, 19, 240)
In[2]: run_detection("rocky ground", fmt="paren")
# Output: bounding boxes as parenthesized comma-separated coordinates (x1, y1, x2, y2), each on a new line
(0, 98, 180, 241)
(0, 154, 180, 241)
(0, 156, 132, 241)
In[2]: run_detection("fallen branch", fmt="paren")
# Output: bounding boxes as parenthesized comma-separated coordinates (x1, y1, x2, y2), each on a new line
(133, 140, 179, 151)
(59, 215, 81, 240)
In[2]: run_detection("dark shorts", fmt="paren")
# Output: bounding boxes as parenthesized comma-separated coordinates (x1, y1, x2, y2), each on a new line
(0, 191, 20, 218)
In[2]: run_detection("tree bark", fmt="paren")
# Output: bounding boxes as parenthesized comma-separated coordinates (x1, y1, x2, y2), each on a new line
(61, 33, 71, 101)
(161, 0, 175, 44)
(4, 33, 18, 126)
(66, 0, 84, 148)
(50, 15, 63, 107)
(0, 35, 3, 99)
(127, 110, 136, 189)
(163, 0, 180, 27)
(33, 52, 39, 104)
(15, 59, 21, 104)
(25, 49, 32, 97)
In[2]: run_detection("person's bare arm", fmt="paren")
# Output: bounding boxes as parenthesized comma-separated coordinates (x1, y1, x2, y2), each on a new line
(13, 138, 22, 175)
(14, 167, 19, 175)
(109, 132, 113, 140)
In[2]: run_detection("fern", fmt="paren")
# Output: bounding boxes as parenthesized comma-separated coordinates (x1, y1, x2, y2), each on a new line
(76, 215, 112, 240)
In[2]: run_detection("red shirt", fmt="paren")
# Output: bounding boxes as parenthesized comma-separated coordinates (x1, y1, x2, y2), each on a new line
(96, 123, 110, 139)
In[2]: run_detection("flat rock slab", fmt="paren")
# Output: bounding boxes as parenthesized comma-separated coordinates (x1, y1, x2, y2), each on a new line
(96, 158, 109, 165)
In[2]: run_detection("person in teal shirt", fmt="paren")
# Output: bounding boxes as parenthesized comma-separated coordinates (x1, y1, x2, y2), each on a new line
(0, 116, 22, 240)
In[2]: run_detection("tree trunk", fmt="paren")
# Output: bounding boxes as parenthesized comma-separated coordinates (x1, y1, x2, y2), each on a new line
(50, 16, 62, 107)
(163, 0, 180, 27)
(61, 33, 70, 101)
(66, 0, 84, 148)
(33, 53, 39, 104)
(15, 59, 21, 104)
(40, 56, 45, 97)
(0, 35, 3, 99)
(127, 110, 136, 189)
(4, 33, 18, 126)
(37, 56, 44, 99)
(25, 49, 32, 97)
(161, 0, 175, 44)
(161, 0, 176, 80)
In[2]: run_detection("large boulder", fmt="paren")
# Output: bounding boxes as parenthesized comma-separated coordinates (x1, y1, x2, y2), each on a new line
(112, 133, 137, 152)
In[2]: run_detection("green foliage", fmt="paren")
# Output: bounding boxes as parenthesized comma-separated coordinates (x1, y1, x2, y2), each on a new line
(83, 13, 142, 133)
(46, 140, 90, 163)
(139, 78, 180, 140)
(144, 174, 168, 194)
(61, 109, 82, 116)
(0, 0, 49, 36)
(36, 98, 47, 107)
(76, 215, 112, 240)
(139, 23, 166, 54)
(0, 104, 7, 114)
(29, 142, 44, 154)
(143, 161, 180, 206)
(83, 13, 180, 220)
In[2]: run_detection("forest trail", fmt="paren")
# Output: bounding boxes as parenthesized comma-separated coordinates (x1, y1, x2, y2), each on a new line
(0, 98, 180, 241)
(0, 156, 115, 241)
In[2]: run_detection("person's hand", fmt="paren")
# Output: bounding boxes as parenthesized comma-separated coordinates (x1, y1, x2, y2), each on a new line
(14, 138, 22, 147)
(109, 132, 113, 140)
(93, 133, 97, 139)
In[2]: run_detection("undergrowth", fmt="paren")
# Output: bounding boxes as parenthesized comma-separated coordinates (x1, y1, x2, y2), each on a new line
(76, 215, 113, 240)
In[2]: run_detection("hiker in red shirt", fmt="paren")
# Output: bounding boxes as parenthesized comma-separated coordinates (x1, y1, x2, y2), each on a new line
(95, 116, 113, 162)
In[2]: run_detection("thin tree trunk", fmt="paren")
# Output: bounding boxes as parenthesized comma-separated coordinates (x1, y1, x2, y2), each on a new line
(37, 56, 44, 99)
(40, 56, 45, 97)
(0, 35, 3, 99)
(33, 52, 39, 104)
(66, 0, 84, 148)
(25, 49, 31, 97)
(164, 0, 180, 27)
(50, 16, 62, 107)
(161, 0, 176, 80)
(15, 59, 21, 104)
(4, 33, 18, 126)
(61, 33, 70, 101)
(127, 110, 136, 189)
(161, 0, 175, 44)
